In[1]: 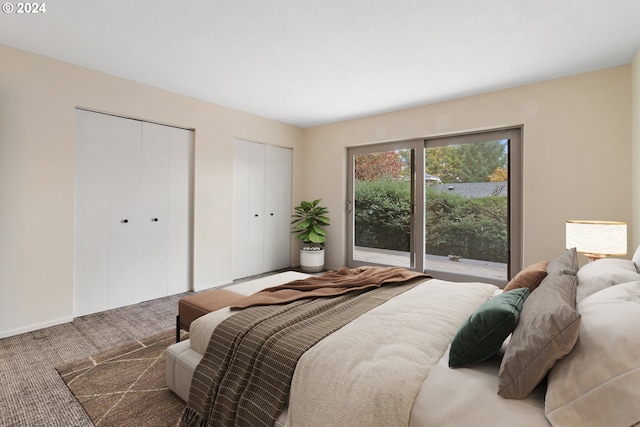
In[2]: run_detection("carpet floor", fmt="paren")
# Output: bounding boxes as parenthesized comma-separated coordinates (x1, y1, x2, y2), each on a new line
(0, 294, 186, 427)
(0, 270, 288, 426)
(56, 330, 187, 427)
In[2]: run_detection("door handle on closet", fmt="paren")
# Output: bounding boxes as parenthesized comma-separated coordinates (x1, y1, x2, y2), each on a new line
(121, 219, 129, 223)
(152, 218, 159, 222)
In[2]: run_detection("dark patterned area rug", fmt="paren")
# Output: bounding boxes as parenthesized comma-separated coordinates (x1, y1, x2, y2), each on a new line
(56, 330, 187, 427)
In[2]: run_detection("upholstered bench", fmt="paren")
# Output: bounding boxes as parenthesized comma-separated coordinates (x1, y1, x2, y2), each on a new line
(176, 288, 246, 342)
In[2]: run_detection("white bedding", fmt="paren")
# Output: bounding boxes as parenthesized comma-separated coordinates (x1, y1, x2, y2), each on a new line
(285, 279, 498, 427)
(413, 345, 549, 426)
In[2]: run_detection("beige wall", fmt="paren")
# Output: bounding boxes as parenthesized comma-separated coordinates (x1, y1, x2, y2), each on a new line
(632, 49, 640, 251)
(304, 66, 632, 271)
(0, 45, 304, 337)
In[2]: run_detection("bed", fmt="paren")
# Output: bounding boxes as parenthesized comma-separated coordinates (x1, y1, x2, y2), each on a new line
(166, 247, 640, 427)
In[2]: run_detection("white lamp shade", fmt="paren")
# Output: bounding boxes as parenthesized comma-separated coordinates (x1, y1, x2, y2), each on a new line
(566, 220, 627, 257)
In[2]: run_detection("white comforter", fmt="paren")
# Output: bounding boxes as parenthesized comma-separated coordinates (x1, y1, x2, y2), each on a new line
(189, 276, 501, 426)
(285, 279, 497, 427)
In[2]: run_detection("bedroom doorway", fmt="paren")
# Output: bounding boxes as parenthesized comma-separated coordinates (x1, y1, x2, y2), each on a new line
(347, 128, 521, 285)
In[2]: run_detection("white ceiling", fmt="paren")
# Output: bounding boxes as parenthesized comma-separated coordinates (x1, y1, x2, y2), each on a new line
(1, 0, 639, 128)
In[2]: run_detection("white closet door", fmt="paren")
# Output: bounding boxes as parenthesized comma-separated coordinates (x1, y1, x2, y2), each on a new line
(75, 110, 192, 315)
(232, 139, 265, 279)
(247, 142, 266, 276)
(168, 127, 193, 294)
(232, 140, 251, 279)
(74, 110, 110, 316)
(139, 122, 170, 300)
(108, 116, 145, 308)
(263, 145, 292, 271)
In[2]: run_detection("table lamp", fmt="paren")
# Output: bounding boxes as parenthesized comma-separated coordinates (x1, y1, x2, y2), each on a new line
(565, 220, 627, 262)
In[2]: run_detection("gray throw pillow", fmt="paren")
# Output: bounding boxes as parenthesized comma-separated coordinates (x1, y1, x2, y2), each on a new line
(498, 250, 581, 399)
(546, 247, 578, 277)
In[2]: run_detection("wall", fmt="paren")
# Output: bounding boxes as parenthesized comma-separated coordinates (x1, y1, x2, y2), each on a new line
(303, 66, 632, 271)
(632, 49, 640, 251)
(0, 45, 304, 338)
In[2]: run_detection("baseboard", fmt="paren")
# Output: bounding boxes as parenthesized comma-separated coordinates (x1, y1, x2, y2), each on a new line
(0, 316, 74, 339)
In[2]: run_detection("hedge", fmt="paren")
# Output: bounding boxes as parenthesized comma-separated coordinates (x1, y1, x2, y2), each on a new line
(354, 179, 507, 263)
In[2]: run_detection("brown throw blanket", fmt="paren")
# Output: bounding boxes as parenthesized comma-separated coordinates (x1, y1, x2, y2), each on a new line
(183, 268, 430, 427)
(230, 266, 430, 309)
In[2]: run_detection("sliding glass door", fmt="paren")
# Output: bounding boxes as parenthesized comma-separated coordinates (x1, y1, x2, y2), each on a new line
(347, 128, 521, 285)
(347, 140, 423, 269)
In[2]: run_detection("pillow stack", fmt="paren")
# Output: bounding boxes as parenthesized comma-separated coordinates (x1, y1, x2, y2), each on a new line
(544, 244, 640, 426)
(448, 246, 640, 426)
(448, 258, 551, 368)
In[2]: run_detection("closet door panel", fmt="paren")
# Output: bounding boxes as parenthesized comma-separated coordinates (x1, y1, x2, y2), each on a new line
(232, 140, 251, 279)
(140, 122, 170, 300)
(264, 145, 292, 271)
(168, 127, 193, 294)
(246, 142, 265, 276)
(108, 116, 145, 309)
(74, 110, 110, 316)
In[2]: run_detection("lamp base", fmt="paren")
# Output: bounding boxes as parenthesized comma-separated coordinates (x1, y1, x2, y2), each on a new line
(584, 253, 606, 262)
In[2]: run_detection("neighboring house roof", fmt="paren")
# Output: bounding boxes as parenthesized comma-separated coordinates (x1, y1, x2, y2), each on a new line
(434, 182, 507, 198)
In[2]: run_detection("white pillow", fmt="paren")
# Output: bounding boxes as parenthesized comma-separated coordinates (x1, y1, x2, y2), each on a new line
(633, 245, 640, 273)
(545, 281, 640, 427)
(576, 258, 640, 304)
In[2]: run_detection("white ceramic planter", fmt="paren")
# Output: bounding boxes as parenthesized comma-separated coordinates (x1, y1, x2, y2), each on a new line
(300, 248, 325, 273)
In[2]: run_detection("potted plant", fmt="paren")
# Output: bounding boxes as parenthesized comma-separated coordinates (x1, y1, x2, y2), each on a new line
(291, 199, 330, 272)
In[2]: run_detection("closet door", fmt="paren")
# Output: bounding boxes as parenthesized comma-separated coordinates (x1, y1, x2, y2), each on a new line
(139, 122, 170, 300)
(167, 127, 193, 295)
(232, 140, 250, 279)
(75, 110, 193, 315)
(109, 120, 173, 307)
(232, 139, 265, 279)
(74, 110, 110, 316)
(263, 145, 292, 271)
(247, 142, 266, 275)
(233, 140, 292, 279)
(108, 117, 146, 308)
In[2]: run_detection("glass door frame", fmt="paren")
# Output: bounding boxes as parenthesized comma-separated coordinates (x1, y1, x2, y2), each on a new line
(424, 128, 522, 284)
(347, 127, 522, 285)
(347, 139, 425, 271)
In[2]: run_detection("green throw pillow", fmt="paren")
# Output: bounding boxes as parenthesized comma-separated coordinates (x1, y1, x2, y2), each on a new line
(449, 288, 529, 368)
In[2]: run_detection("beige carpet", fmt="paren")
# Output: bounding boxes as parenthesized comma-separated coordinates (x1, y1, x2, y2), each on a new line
(56, 331, 187, 427)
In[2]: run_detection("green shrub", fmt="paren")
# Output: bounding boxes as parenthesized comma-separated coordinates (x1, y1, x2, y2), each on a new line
(354, 179, 411, 251)
(354, 181, 507, 262)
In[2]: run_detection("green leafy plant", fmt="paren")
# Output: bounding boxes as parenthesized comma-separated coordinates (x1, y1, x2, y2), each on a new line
(291, 199, 330, 248)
